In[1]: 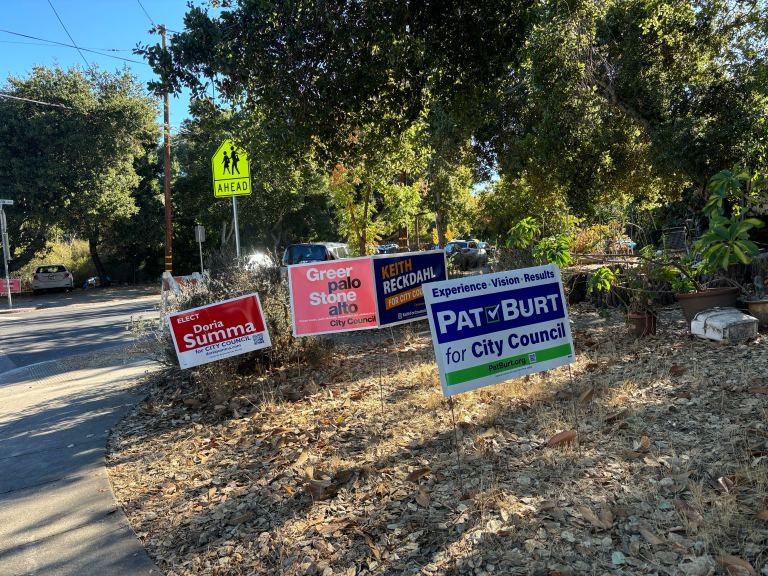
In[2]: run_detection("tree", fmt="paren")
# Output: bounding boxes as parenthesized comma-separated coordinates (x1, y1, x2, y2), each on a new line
(169, 99, 338, 271)
(140, 1, 532, 159)
(137, 2, 536, 248)
(327, 123, 428, 254)
(470, 0, 767, 227)
(0, 66, 158, 279)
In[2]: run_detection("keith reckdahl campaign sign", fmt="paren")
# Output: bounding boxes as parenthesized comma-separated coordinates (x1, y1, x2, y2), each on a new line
(372, 250, 447, 328)
(424, 264, 575, 397)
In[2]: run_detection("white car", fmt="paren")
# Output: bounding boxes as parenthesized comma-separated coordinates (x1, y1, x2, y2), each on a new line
(32, 264, 74, 294)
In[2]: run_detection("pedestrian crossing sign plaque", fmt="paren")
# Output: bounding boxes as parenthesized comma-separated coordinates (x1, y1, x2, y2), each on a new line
(212, 139, 252, 197)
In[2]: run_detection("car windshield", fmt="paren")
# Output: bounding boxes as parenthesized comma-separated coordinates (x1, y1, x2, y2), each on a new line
(330, 245, 350, 259)
(36, 265, 66, 273)
(285, 244, 328, 265)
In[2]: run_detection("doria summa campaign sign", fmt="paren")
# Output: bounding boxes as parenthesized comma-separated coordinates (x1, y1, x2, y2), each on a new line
(168, 294, 271, 369)
(288, 257, 379, 336)
(424, 264, 575, 396)
(372, 250, 447, 327)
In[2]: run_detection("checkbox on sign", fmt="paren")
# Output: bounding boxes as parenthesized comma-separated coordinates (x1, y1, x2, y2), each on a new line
(485, 304, 501, 323)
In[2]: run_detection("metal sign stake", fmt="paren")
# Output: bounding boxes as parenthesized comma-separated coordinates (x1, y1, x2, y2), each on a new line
(232, 197, 241, 260)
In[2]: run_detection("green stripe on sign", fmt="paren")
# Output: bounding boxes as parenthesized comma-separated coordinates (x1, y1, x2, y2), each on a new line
(445, 343, 573, 386)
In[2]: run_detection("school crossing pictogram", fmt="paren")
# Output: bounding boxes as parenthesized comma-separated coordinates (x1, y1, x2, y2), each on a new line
(211, 139, 252, 197)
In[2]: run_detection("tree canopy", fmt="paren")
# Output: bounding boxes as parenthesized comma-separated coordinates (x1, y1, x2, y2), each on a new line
(142, 0, 766, 249)
(0, 66, 159, 277)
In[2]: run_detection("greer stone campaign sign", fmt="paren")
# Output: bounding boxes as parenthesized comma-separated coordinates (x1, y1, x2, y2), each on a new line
(168, 294, 271, 369)
(289, 257, 379, 336)
(372, 250, 447, 327)
(424, 264, 575, 396)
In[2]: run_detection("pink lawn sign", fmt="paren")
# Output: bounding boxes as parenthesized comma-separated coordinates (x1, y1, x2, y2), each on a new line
(288, 257, 379, 337)
(0, 278, 21, 293)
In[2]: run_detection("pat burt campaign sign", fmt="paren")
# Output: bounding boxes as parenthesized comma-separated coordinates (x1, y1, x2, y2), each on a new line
(288, 257, 379, 336)
(168, 293, 271, 369)
(372, 250, 447, 327)
(424, 264, 575, 397)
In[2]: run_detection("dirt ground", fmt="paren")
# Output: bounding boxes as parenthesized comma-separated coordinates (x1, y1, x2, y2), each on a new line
(107, 304, 768, 576)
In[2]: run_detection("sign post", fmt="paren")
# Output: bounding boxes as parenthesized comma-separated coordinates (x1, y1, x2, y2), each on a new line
(211, 139, 251, 260)
(0, 199, 13, 310)
(424, 264, 575, 396)
(194, 225, 206, 274)
(232, 197, 241, 260)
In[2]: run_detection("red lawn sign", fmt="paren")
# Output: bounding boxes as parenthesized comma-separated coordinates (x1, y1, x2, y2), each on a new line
(167, 293, 271, 369)
(0, 278, 21, 293)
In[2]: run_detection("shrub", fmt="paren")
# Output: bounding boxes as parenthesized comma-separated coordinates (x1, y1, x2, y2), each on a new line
(135, 253, 333, 402)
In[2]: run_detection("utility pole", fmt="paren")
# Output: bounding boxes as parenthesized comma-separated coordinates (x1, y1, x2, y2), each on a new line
(160, 25, 173, 274)
(0, 199, 13, 310)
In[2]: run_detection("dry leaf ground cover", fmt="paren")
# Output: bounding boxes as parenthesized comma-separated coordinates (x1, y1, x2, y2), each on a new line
(107, 304, 768, 576)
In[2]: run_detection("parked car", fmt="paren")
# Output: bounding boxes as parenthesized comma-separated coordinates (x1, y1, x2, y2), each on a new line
(281, 242, 351, 266)
(83, 275, 111, 288)
(444, 240, 469, 258)
(375, 243, 399, 254)
(32, 264, 74, 294)
(478, 241, 495, 259)
(445, 239, 488, 270)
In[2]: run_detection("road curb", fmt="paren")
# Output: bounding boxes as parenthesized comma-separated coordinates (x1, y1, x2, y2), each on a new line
(0, 345, 141, 386)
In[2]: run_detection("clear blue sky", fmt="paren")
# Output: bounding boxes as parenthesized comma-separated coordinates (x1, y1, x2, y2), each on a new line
(0, 0, 205, 128)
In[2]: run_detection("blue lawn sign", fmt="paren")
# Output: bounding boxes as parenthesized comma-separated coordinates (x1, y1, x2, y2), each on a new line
(372, 250, 447, 328)
(423, 264, 575, 396)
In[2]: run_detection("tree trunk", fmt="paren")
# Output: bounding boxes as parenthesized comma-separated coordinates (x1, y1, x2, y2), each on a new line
(88, 234, 108, 283)
(360, 188, 370, 255)
(433, 185, 446, 247)
(221, 220, 234, 248)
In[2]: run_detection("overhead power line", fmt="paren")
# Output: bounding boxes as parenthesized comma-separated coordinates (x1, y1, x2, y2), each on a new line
(0, 93, 73, 109)
(47, 0, 89, 68)
(0, 39, 130, 51)
(136, 2, 181, 35)
(0, 30, 149, 65)
(136, 0, 156, 27)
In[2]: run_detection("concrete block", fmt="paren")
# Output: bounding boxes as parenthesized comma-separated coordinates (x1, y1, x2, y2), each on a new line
(691, 307, 758, 342)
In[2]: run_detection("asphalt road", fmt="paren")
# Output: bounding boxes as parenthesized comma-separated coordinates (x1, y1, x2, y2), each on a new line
(0, 287, 160, 374)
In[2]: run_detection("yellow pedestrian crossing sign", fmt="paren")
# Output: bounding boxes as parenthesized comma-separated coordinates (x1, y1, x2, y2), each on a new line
(212, 139, 251, 197)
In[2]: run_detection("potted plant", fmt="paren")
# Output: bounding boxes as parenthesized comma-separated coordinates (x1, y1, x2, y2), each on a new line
(669, 167, 764, 322)
(588, 249, 661, 337)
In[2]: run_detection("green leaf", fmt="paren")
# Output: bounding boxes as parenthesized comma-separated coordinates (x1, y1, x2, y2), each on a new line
(732, 243, 749, 264)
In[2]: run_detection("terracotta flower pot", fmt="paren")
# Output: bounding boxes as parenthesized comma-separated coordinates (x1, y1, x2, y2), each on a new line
(627, 312, 657, 337)
(675, 287, 739, 324)
(747, 299, 768, 328)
